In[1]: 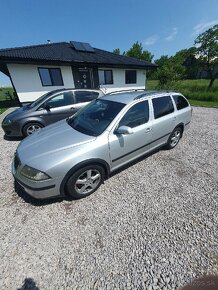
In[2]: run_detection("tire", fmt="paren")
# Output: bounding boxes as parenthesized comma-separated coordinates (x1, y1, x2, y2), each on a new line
(166, 127, 182, 149)
(65, 165, 105, 199)
(23, 122, 44, 137)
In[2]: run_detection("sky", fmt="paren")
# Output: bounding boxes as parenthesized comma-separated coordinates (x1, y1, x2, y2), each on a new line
(0, 0, 217, 86)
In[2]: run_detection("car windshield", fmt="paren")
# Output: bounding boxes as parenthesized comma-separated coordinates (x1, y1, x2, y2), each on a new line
(29, 90, 63, 108)
(68, 99, 125, 136)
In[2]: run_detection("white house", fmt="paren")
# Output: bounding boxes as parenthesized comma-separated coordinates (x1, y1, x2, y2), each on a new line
(0, 41, 157, 104)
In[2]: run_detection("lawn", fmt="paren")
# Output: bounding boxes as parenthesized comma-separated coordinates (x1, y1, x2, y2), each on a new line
(0, 87, 16, 115)
(146, 79, 218, 107)
(0, 87, 15, 101)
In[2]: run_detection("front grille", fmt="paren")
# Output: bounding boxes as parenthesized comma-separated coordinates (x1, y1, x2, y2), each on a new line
(14, 153, 21, 170)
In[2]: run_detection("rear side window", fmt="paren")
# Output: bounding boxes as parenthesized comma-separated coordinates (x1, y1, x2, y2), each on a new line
(75, 91, 99, 103)
(173, 95, 189, 110)
(152, 96, 174, 119)
(119, 101, 149, 128)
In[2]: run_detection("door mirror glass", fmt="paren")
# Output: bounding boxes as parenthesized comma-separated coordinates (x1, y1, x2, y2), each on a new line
(115, 126, 133, 135)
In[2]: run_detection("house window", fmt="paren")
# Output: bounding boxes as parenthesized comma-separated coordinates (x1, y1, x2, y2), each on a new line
(98, 70, 113, 85)
(38, 68, 64, 86)
(125, 70, 137, 84)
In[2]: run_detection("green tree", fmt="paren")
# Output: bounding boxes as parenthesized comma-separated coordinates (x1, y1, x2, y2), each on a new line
(125, 41, 154, 62)
(113, 48, 120, 55)
(194, 24, 218, 89)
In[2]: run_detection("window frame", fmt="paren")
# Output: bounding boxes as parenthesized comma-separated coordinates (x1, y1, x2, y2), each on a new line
(38, 67, 64, 87)
(125, 70, 137, 84)
(98, 69, 113, 85)
(152, 95, 175, 119)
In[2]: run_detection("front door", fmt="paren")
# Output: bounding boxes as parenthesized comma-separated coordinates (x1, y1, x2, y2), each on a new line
(39, 91, 76, 125)
(109, 100, 152, 171)
(73, 67, 93, 89)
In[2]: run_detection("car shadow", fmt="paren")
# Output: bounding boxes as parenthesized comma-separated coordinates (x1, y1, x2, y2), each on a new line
(14, 180, 74, 206)
(4, 135, 23, 141)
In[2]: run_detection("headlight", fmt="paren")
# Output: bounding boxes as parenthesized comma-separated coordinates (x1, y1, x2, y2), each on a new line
(20, 165, 50, 181)
(3, 118, 12, 125)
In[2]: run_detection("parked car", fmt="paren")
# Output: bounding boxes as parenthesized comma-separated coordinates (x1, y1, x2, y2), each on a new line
(12, 91, 192, 200)
(2, 88, 104, 137)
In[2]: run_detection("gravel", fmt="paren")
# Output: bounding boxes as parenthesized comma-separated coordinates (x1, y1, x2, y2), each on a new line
(0, 107, 217, 290)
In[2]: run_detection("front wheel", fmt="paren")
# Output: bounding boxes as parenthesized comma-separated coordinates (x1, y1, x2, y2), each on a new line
(166, 127, 182, 149)
(65, 165, 105, 199)
(23, 122, 44, 137)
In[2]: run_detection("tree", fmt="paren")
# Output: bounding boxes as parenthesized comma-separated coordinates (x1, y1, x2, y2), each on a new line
(194, 24, 218, 90)
(124, 41, 154, 62)
(113, 48, 120, 55)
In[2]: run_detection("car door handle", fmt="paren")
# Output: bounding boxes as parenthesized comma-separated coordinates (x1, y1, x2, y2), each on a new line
(145, 128, 151, 133)
(70, 106, 75, 110)
(173, 116, 177, 121)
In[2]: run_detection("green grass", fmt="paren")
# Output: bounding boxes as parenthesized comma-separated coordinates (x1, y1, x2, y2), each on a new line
(0, 108, 7, 114)
(146, 79, 218, 107)
(0, 87, 15, 101)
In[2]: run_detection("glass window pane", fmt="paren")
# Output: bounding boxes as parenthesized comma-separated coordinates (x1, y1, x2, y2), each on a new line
(47, 92, 74, 108)
(125, 70, 136, 84)
(50, 68, 63, 86)
(173, 95, 189, 110)
(152, 96, 174, 119)
(39, 68, 52, 86)
(119, 101, 149, 128)
(105, 70, 113, 84)
(75, 91, 97, 103)
(98, 70, 105, 85)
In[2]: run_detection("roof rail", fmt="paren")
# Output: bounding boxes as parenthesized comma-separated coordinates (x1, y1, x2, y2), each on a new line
(106, 89, 146, 95)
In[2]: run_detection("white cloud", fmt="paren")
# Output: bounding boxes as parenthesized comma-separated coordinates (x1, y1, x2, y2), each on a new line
(165, 28, 178, 41)
(143, 35, 158, 46)
(192, 20, 218, 35)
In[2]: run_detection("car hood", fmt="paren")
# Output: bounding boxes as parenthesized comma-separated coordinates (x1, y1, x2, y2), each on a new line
(4, 105, 32, 121)
(17, 120, 96, 161)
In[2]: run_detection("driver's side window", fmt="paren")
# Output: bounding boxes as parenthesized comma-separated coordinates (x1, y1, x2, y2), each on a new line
(46, 92, 74, 108)
(119, 101, 149, 128)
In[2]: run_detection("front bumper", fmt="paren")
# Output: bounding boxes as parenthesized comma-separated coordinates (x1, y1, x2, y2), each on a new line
(12, 158, 63, 199)
(2, 121, 23, 137)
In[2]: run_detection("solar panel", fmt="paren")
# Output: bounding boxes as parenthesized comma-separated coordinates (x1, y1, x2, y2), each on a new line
(70, 41, 95, 52)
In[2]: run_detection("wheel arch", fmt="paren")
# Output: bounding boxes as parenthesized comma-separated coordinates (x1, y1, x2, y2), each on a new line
(22, 120, 45, 135)
(174, 122, 184, 137)
(60, 158, 110, 196)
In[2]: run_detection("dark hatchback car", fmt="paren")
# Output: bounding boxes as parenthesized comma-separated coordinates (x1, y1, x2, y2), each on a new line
(2, 88, 104, 137)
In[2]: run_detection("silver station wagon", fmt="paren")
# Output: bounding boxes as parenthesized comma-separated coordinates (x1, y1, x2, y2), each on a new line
(12, 90, 192, 200)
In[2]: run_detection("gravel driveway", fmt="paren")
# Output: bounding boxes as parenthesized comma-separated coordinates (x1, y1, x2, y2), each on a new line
(0, 107, 217, 290)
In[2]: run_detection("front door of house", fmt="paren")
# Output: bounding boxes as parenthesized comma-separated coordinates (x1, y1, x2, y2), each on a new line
(72, 67, 99, 89)
(73, 67, 92, 89)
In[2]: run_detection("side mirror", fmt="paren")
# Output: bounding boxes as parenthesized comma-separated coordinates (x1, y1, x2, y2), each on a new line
(115, 125, 133, 135)
(44, 103, 51, 111)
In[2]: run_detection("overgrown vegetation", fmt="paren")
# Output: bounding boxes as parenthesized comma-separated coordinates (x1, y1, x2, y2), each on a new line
(146, 79, 218, 107)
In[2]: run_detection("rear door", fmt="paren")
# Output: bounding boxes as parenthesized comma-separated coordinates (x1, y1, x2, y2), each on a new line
(39, 91, 76, 125)
(73, 91, 100, 110)
(150, 95, 176, 149)
(109, 100, 152, 171)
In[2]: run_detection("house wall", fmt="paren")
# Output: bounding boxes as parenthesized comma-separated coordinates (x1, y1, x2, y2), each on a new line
(99, 68, 146, 94)
(7, 64, 146, 103)
(7, 64, 75, 103)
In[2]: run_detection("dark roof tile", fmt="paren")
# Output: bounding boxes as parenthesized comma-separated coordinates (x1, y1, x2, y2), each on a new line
(0, 42, 157, 68)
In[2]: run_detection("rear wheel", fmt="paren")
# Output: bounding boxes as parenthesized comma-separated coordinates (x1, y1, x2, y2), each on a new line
(23, 122, 43, 137)
(166, 127, 182, 149)
(66, 165, 105, 199)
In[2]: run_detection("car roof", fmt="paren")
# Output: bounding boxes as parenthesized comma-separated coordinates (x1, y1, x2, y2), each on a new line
(101, 90, 179, 105)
